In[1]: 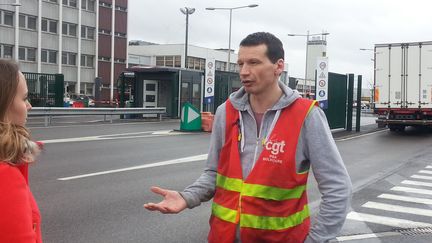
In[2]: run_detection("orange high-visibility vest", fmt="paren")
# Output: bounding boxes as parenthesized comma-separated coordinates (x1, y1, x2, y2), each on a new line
(208, 98, 317, 243)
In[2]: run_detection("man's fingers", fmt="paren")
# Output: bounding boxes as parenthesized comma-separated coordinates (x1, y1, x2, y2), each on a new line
(150, 186, 168, 197)
(143, 203, 169, 213)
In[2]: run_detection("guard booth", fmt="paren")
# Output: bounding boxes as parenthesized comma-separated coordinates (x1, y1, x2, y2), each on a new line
(118, 67, 245, 118)
(23, 72, 64, 107)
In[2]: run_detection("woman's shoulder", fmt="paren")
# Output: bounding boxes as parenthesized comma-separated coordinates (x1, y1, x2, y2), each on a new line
(0, 162, 27, 187)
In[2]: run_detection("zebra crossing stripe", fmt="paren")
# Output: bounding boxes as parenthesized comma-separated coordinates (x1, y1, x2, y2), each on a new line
(378, 193, 432, 205)
(402, 180, 432, 187)
(411, 174, 432, 181)
(362, 201, 432, 217)
(346, 212, 432, 228)
(419, 170, 432, 175)
(391, 186, 432, 196)
(335, 232, 401, 241)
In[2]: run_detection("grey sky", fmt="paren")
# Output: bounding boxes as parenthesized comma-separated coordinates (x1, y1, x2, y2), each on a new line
(129, 0, 431, 87)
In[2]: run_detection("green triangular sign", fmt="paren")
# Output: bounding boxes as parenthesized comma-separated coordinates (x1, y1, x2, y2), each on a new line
(180, 102, 202, 131)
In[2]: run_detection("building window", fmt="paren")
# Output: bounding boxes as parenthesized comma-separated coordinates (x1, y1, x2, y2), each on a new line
(62, 22, 77, 37)
(42, 18, 57, 34)
(99, 1, 112, 8)
(81, 0, 95, 11)
(99, 29, 111, 35)
(114, 58, 125, 63)
(114, 32, 126, 38)
(115, 5, 127, 12)
(63, 0, 77, 8)
(1, 10, 14, 26)
(156, 55, 181, 68)
(44, 0, 58, 3)
(19, 14, 37, 30)
(81, 54, 94, 67)
(81, 26, 95, 40)
(186, 56, 205, 71)
(18, 47, 36, 62)
(62, 52, 77, 65)
(41, 49, 57, 64)
(215, 61, 226, 71)
(98, 56, 110, 62)
(0, 44, 13, 58)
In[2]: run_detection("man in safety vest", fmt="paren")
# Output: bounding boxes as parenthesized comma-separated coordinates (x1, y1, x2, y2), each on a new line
(144, 32, 352, 243)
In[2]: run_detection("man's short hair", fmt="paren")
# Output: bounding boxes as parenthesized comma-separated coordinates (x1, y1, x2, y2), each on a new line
(239, 32, 284, 63)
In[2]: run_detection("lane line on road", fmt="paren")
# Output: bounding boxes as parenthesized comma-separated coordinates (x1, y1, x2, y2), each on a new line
(411, 175, 432, 181)
(391, 186, 432, 196)
(334, 232, 401, 242)
(426, 165, 432, 169)
(40, 130, 191, 144)
(362, 201, 432, 217)
(402, 180, 432, 188)
(419, 170, 432, 175)
(334, 130, 387, 142)
(28, 120, 179, 129)
(378, 193, 432, 205)
(345, 211, 432, 228)
(57, 154, 208, 181)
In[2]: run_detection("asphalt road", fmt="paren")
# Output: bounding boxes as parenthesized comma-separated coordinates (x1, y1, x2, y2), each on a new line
(26, 117, 432, 243)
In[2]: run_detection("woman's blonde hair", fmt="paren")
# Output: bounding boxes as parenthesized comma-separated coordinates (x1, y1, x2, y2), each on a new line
(0, 59, 39, 164)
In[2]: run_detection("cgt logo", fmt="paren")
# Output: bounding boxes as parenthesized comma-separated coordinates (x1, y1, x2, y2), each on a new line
(264, 140, 286, 155)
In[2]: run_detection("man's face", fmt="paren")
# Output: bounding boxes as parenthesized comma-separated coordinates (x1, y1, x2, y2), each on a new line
(237, 44, 284, 95)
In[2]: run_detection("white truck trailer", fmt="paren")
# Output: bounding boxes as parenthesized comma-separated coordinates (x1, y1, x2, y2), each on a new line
(374, 41, 432, 131)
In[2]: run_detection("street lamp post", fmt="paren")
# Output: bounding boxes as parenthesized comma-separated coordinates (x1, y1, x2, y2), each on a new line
(180, 7, 195, 69)
(288, 31, 329, 97)
(206, 4, 258, 72)
(0, 0, 21, 61)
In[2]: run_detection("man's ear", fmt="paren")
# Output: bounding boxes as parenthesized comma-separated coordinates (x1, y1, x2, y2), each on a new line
(275, 59, 285, 76)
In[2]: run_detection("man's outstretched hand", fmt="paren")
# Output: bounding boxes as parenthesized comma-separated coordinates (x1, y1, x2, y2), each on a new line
(143, 186, 187, 214)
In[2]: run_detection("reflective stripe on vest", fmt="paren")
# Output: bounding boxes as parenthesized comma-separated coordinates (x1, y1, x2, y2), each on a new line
(212, 202, 310, 230)
(216, 173, 306, 201)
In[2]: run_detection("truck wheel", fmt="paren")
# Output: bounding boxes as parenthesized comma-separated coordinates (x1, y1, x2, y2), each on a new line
(389, 125, 405, 132)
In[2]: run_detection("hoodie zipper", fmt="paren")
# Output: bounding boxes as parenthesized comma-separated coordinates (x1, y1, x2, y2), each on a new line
(251, 111, 266, 169)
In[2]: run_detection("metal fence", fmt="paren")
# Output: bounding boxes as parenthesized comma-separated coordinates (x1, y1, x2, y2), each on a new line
(23, 72, 64, 107)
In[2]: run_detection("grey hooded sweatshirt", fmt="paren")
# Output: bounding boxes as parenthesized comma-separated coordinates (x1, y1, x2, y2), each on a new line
(180, 82, 352, 243)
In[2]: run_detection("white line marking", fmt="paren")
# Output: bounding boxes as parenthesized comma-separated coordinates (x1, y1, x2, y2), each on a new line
(346, 211, 432, 228)
(334, 130, 387, 142)
(391, 186, 432, 196)
(426, 166, 432, 169)
(28, 120, 179, 129)
(58, 154, 208, 181)
(419, 170, 432, 175)
(40, 130, 182, 144)
(335, 232, 401, 242)
(378, 193, 432, 205)
(411, 174, 432, 181)
(402, 180, 432, 188)
(362, 201, 432, 217)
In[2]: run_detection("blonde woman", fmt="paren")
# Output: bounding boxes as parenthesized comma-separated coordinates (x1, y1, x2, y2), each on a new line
(0, 59, 43, 242)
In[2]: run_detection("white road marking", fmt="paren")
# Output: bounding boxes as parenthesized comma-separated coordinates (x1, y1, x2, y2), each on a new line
(402, 180, 432, 188)
(362, 201, 432, 217)
(426, 165, 432, 169)
(391, 186, 432, 196)
(40, 130, 187, 144)
(335, 232, 401, 242)
(346, 211, 432, 228)
(378, 193, 432, 205)
(419, 170, 432, 175)
(334, 130, 387, 142)
(58, 154, 208, 181)
(411, 174, 432, 181)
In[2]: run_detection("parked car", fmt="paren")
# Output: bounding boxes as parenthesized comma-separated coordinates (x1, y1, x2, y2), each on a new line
(68, 94, 95, 107)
